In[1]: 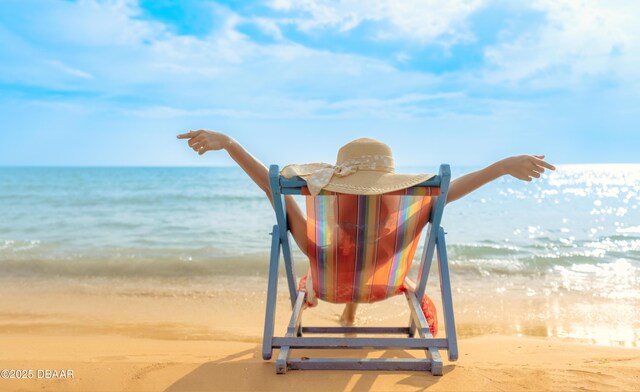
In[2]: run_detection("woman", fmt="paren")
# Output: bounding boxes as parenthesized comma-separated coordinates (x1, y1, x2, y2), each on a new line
(177, 130, 555, 325)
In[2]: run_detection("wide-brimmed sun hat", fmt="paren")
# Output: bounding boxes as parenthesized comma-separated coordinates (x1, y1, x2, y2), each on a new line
(281, 138, 436, 196)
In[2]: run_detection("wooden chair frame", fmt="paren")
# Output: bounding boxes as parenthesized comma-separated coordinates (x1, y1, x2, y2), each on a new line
(262, 164, 458, 375)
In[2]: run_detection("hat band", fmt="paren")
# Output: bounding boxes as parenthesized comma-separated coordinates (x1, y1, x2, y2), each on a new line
(306, 155, 394, 196)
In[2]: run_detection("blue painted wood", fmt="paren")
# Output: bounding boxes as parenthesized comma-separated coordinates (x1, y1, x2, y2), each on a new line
(409, 165, 450, 337)
(276, 354, 288, 374)
(408, 222, 437, 338)
(406, 291, 434, 339)
(287, 291, 306, 335)
(429, 348, 443, 376)
(268, 165, 298, 307)
(406, 281, 445, 375)
(287, 358, 432, 371)
(408, 322, 416, 338)
(302, 327, 411, 334)
(276, 290, 306, 374)
(272, 337, 449, 349)
(264, 163, 457, 375)
(437, 226, 459, 362)
(416, 164, 451, 301)
(262, 226, 281, 361)
(279, 175, 443, 194)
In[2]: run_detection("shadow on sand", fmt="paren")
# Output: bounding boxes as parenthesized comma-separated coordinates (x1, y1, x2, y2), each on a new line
(164, 345, 454, 392)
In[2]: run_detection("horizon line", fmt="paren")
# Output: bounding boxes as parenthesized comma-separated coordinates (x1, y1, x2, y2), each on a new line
(1, 163, 639, 169)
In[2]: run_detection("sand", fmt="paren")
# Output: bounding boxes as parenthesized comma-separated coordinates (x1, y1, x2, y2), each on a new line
(0, 277, 638, 392)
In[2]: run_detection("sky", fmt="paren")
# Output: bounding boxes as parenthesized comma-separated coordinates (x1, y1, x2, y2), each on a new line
(0, 0, 638, 167)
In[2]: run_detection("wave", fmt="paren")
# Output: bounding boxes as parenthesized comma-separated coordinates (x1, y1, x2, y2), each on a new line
(0, 193, 266, 207)
(448, 243, 524, 258)
(1, 238, 638, 281)
(0, 251, 283, 278)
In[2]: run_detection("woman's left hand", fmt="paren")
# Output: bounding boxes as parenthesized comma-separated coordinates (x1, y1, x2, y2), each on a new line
(499, 155, 556, 182)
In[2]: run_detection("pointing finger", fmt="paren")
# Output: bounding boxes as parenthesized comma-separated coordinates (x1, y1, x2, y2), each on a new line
(176, 130, 193, 139)
(177, 130, 200, 139)
(534, 158, 556, 171)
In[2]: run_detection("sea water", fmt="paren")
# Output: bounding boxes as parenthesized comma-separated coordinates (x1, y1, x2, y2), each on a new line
(0, 165, 638, 345)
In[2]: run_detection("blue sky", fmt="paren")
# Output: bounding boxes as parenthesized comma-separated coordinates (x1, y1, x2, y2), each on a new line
(1, 0, 638, 167)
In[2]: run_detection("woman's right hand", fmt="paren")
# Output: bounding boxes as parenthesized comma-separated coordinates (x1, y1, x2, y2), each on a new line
(176, 130, 232, 155)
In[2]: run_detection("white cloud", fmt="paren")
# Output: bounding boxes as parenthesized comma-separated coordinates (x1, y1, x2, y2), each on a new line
(251, 17, 285, 40)
(269, 0, 486, 43)
(2, 0, 639, 166)
(484, 0, 640, 87)
(2, 0, 638, 124)
(35, 0, 165, 47)
(45, 60, 94, 80)
(262, 0, 640, 91)
(1, 0, 451, 118)
(122, 92, 468, 120)
(120, 105, 267, 119)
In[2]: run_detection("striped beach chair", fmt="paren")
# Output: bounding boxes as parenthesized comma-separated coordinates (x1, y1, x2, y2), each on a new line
(262, 164, 458, 375)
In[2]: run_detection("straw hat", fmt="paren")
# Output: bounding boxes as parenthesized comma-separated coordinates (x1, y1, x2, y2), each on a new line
(281, 138, 435, 196)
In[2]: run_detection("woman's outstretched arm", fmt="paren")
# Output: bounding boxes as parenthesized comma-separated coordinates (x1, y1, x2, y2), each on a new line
(447, 155, 556, 204)
(177, 130, 308, 255)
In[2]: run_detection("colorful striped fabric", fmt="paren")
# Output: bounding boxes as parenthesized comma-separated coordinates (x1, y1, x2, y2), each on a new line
(303, 187, 439, 304)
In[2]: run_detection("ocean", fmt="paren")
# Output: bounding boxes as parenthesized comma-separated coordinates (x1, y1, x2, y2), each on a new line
(1, 165, 638, 346)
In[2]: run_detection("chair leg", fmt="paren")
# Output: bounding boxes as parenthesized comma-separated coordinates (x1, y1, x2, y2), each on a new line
(274, 292, 448, 375)
(276, 348, 289, 374)
(262, 227, 281, 361)
(428, 347, 443, 376)
(437, 227, 459, 362)
(405, 291, 445, 376)
(408, 318, 417, 337)
(276, 291, 306, 374)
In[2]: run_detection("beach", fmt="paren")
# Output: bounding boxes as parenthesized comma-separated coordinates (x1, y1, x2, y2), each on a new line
(3, 0, 640, 388)
(1, 165, 639, 391)
(0, 276, 638, 392)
